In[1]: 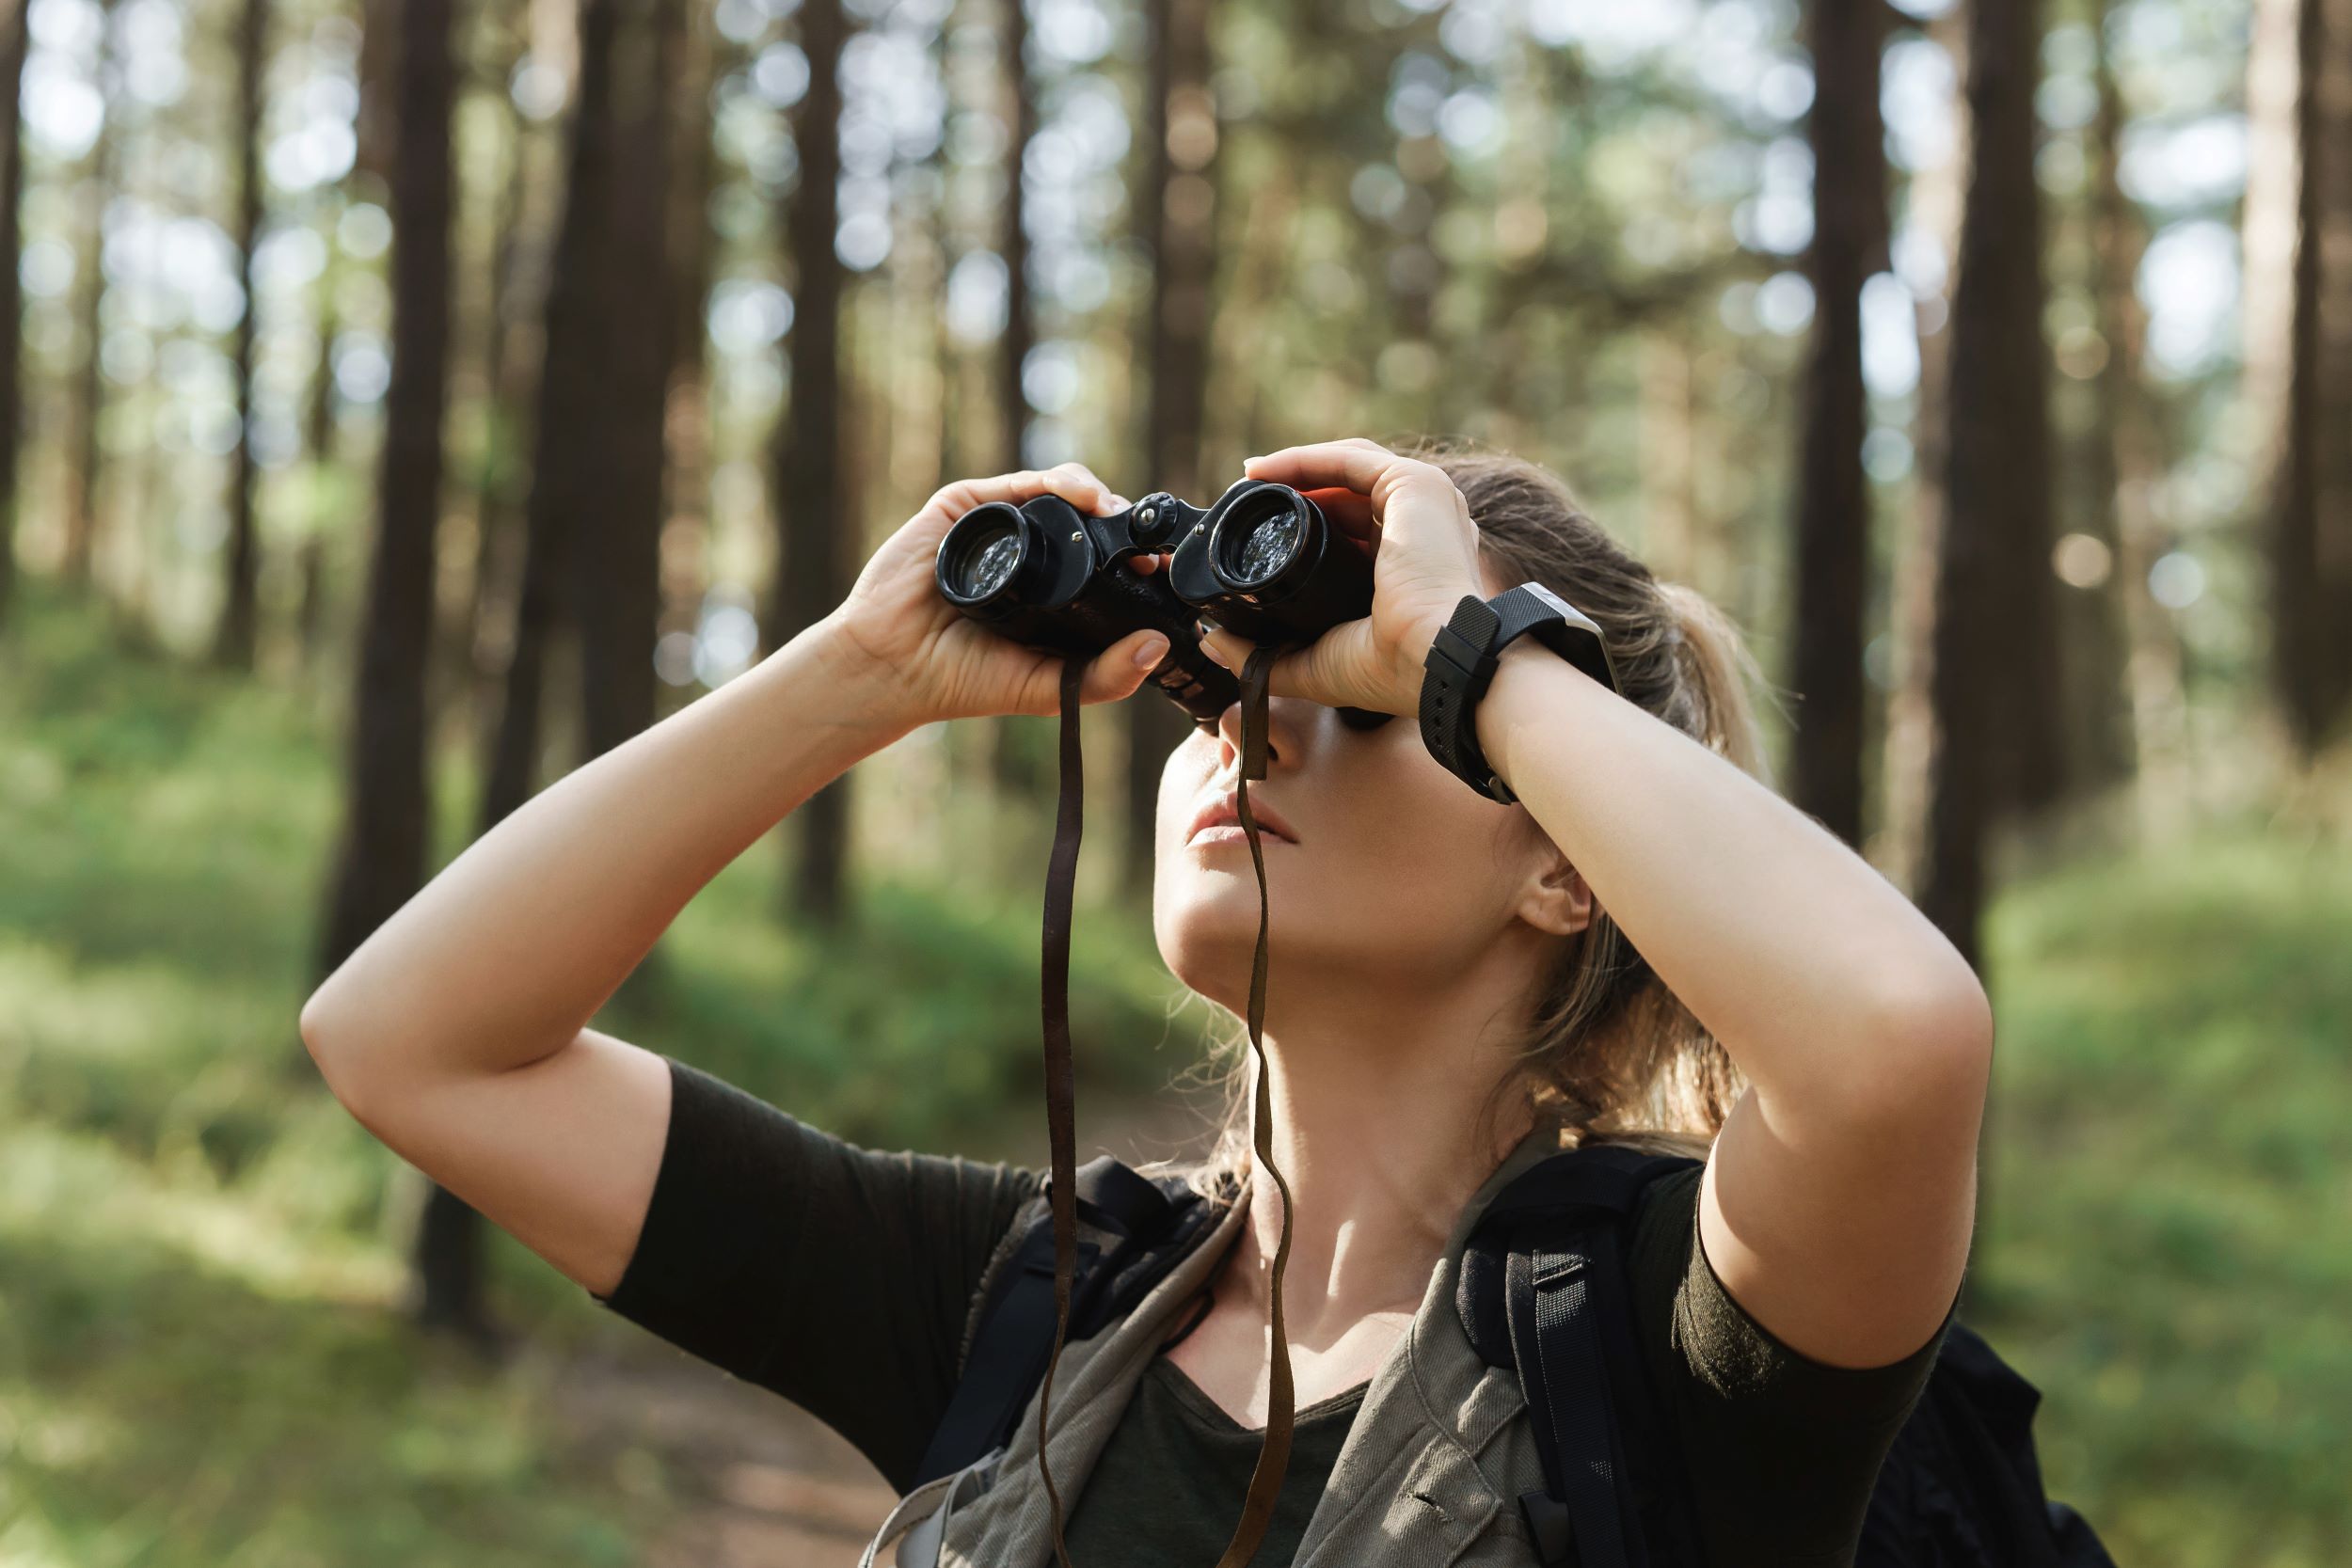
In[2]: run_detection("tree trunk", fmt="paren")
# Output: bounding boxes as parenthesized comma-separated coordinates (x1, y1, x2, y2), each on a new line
(1122, 0, 1218, 898)
(0, 0, 32, 626)
(578, 0, 675, 765)
(1920, 0, 2054, 970)
(62, 0, 121, 590)
(660, 2, 723, 690)
(299, 234, 342, 671)
(215, 0, 272, 669)
(2271, 0, 2352, 752)
(1880, 11, 1967, 895)
(480, 0, 622, 841)
(312, 0, 462, 1333)
(1787, 0, 1886, 848)
(458, 6, 534, 740)
(772, 0, 850, 924)
(2090, 7, 2192, 839)
(988, 0, 1041, 801)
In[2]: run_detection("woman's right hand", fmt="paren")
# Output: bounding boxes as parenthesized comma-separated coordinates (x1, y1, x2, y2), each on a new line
(813, 463, 1178, 732)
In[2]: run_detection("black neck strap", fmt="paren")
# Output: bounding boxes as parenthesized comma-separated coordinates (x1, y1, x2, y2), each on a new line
(1033, 645, 1297, 1568)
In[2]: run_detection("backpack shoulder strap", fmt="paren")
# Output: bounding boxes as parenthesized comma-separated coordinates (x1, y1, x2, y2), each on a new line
(913, 1155, 1220, 1489)
(1459, 1144, 1704, 1568)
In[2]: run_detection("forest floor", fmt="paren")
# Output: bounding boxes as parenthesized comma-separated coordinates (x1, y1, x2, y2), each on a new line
(5, 580, 2349, 1566)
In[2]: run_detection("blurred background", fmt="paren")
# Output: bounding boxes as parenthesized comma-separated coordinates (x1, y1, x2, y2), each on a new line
(0, 0, 2345, 1559)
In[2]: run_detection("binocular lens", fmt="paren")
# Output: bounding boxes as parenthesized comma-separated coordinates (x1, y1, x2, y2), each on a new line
(946, 515, 1025, 602)
(1216, 492, 1309, 589)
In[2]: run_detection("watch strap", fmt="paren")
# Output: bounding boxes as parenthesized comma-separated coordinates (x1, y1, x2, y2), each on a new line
(1419, 583, 1618, 803)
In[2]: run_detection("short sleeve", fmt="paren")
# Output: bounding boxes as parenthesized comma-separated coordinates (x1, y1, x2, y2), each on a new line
(1626, 1165, 1948, 1566)
(591, 1055, 1047, 1493)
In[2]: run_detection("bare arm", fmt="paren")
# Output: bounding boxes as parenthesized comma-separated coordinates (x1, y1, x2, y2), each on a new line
(299, 620, 915, 1295)
(1212, 438, 1990, 1370)
(1476, 638, 1989, 1368)
(300, 465, 1169, 1298)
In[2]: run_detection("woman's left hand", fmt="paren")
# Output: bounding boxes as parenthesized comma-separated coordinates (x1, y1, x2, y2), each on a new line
(1195, 438, 1488, 717)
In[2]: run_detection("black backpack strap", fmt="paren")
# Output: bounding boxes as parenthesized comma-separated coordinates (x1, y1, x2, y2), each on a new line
(1506, 1234, 1634, 1566)
(1460, 1144, 1704, 1568)
(912, 1155, 1218, 1488)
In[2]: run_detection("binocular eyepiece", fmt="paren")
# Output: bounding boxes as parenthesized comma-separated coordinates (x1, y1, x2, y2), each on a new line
(935, 479, 1380, 725)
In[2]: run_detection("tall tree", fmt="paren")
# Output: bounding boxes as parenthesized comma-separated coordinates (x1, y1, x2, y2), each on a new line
(1919, 0, 2053, 968)
(62, 0, 123, 590)
(2089, 4, 2191, 838)
(1787, 0, 1886, 848)
(997, 0, 1035, 473)
(2271, 0, 2352, 752)
(481, 0, 623, 847)
(578, 0, 676, 764)
(0, 0, 31, 626)
(989, 0, 1041, 801)
(1122, 0, 1218, 896)
(215, 0, 274, 668)
(313, 0, 460, 1331)
(772, 0, 851, 922)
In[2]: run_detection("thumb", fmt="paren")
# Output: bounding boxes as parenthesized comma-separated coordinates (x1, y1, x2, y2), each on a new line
(1077, 627, 1171, 705)
(1201, 622, 1370, 709)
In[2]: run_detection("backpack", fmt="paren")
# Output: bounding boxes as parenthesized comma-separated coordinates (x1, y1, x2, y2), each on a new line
(914, 1147, 2117, 1568)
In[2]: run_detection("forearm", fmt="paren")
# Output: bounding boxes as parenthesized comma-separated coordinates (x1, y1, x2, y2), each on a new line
(1476, 641, 1991, 1123)
(302, 615, 913, 1091)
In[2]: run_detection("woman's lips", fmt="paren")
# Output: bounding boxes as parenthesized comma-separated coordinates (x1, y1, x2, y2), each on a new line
(1188, 825, 1284, 847)
(1184, 790, 1299, 846)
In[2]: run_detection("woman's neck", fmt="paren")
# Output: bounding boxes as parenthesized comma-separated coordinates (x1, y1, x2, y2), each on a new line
(1216, 963, 1549, 1349)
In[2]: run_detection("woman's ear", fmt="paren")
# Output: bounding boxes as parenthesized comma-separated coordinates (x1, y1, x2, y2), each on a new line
(1514, 847, 1595, 939)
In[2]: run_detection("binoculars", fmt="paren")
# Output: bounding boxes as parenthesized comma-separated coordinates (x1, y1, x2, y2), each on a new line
(932, 479, 1379, 724)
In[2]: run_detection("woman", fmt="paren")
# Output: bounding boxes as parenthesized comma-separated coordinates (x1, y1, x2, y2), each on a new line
(301, 437, 1992, 1567)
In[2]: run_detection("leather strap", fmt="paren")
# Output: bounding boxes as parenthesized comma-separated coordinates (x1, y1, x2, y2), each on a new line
(1034, 645, 1297, 1568)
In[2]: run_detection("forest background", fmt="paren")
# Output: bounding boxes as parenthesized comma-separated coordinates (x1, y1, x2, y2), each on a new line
(0, 0, 2347, 1560)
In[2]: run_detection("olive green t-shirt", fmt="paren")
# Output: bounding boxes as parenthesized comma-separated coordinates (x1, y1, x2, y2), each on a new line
(592, 1057, 1943, 1566)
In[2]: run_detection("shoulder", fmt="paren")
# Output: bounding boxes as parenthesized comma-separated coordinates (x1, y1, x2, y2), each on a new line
(1622, 1154, 1948, 1561)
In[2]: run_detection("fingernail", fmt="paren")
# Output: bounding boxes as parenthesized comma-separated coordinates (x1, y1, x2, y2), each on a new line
(1135, 636, 1169, 670)
(1200, 639, 1231, 669)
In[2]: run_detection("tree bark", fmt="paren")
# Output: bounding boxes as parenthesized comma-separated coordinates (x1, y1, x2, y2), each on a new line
(0, 0, 32, 626)
(312, 0, 462, 1331)
(1920, 0, 2055, 969)
(480, 0, 622, 842)
(987, 0, 1043, 801)
(1122, 0, 1218, 897)
(215, 0, 273, 669)
(1787, 0, 1886, 848)
(772, 0, 851, 923)
(578, 0, 675, 765)
(2090, 7, 2191, 838)
(62, 0, 122, 590)
(2271, 0, 2352, 752)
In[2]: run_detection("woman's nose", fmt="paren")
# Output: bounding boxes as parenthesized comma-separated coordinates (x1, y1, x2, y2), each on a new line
(1213, 692, 1307, 772)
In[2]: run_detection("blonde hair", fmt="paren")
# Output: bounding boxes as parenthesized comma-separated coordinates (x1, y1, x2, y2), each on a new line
(1153, 441, 1784, 1199)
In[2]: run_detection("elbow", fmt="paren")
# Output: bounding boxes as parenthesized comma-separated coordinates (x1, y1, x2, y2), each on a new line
(1852, 960, 1995, 1130)
(299, 976, 379, 1123)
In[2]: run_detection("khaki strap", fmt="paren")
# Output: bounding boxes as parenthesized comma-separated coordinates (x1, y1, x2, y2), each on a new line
(1034, 646, 1298, 1568)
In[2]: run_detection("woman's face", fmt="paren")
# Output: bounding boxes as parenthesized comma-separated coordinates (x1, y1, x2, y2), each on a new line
(1152, 569, 1576, 1012)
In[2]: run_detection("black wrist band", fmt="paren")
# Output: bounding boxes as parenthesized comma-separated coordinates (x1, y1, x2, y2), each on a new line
(1417, 583, 1618, 804)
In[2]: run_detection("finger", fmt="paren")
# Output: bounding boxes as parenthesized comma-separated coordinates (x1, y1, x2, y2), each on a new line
(1082, 628, 1173, 705)
(1241, 439, 1400, 497)
(1048, 461, 1130, 515)
(1032, 461, 1116, 515)
(1200, 621, 1380, 711)
(1009, 628, 1169, 716)
(1302, 486, 1379, 540)
(930, 464, 1111, 521)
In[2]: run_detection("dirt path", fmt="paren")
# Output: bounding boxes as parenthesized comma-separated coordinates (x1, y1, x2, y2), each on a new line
(554, 1084, 1226, 1564)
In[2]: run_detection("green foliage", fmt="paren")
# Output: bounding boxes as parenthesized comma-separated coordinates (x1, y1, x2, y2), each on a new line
(1975, 830, 2352, 1567)
(8, 580, 2347, 1563)
(0, 581, 1186, 1562)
